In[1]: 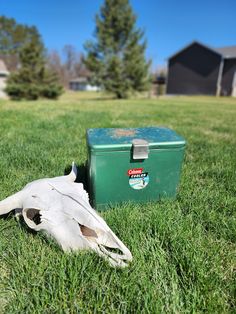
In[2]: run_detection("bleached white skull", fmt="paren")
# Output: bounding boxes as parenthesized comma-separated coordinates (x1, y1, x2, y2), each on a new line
(0, 163, 132, 267)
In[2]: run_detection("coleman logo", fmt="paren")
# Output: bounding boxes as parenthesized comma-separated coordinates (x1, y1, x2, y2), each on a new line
(128, 168, 149, 190)
(127, 168, 143, 176)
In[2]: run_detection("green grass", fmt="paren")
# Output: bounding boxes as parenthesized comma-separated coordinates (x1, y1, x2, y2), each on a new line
(0, 92, 235, 313)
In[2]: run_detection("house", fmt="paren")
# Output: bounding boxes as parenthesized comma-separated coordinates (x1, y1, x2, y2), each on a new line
(69, 77, 100, 92)
(166, 41, 236, 96)
(0, 59, 9, 98)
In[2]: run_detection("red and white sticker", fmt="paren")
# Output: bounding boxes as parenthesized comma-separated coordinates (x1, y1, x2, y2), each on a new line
(127, 168, 143, 176)
(127, 168, 149, 190)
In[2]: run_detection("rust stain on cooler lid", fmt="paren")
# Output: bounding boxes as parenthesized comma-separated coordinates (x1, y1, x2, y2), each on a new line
(112, 129, 137, 137)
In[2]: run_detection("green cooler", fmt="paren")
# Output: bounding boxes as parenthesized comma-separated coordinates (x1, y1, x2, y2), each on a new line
(86, 127, 186, 210)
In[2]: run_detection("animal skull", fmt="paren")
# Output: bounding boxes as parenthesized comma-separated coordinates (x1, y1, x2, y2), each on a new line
(0, 163, 132, 267)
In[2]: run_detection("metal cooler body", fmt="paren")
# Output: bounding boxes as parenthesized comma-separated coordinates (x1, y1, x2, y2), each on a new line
(86, 127, 186, 210)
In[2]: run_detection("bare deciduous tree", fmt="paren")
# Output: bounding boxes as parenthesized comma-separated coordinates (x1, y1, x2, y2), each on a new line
(47, 45, 90, 88)
(47, 50, 67, 87)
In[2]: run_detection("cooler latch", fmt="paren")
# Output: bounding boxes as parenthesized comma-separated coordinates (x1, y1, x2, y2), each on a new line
(132, 139, 149, 159)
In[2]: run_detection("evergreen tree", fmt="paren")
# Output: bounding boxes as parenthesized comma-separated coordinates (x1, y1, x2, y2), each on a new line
(6, 40, 63, 100)
(0, 15, 41, 71)
(84, 0, 150, 98)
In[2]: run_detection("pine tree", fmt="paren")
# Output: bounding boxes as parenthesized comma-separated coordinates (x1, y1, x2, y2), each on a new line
(6, 40, 63, 100)
(84, 0, 150, 98)
(0, 15, 41, 71)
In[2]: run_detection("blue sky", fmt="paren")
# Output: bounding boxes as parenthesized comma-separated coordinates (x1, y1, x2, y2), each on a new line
(0, 0, 235, 70)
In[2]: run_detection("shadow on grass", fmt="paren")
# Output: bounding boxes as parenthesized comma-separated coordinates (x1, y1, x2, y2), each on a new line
(80, 96, 116, 101)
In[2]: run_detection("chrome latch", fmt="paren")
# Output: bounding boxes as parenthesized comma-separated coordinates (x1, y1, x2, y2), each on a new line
(132, 139, 149, 159)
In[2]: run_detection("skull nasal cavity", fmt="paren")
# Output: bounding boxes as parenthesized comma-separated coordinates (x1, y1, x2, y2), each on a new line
(79, 224, 98, 238)
(26, 208, 41, 225)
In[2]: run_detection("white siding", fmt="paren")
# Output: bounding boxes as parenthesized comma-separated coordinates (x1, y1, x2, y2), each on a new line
(0, 75, 8, 98)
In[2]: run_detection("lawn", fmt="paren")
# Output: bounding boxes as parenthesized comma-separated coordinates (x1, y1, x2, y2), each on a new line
(0, 92, 235, 313)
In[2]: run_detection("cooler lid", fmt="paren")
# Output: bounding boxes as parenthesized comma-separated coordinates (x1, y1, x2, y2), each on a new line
(87, 127, 186, 152)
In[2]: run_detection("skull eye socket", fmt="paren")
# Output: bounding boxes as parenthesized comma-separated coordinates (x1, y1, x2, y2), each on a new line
(26, 208, 42, 225)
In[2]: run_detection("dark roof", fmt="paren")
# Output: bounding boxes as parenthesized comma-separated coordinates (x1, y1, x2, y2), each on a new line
(168, 41, 236, 60)
(214, 46, 236, 58)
